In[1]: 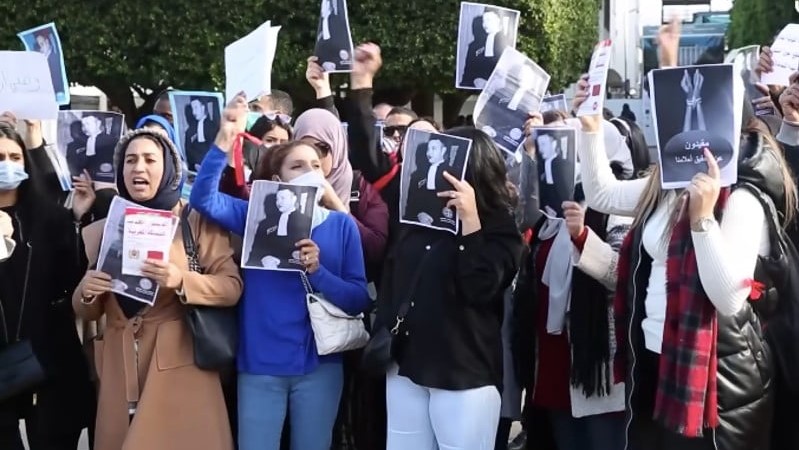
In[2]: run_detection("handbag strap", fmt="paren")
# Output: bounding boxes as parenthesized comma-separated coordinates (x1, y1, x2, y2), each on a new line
(180, 205, 204, 274)
(388, 237, 443, 335)
(300, 271, 314, 295)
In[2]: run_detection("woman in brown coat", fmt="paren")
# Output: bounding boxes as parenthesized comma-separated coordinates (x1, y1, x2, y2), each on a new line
(72, 128, 243, 450)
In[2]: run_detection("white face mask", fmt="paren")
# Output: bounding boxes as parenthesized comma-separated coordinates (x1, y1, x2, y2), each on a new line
(289, 170, 326, 204)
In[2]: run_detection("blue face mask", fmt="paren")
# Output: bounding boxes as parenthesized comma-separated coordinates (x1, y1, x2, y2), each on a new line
(0, 161, 29, 191)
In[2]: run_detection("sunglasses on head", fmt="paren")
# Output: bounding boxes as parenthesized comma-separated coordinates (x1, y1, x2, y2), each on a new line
(383, 125, 409, 137)
(263, 112, 292, 125)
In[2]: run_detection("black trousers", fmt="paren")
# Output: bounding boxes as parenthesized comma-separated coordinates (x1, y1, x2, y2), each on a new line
(629, 351, 714, 450)
(0, 393, 82, 450)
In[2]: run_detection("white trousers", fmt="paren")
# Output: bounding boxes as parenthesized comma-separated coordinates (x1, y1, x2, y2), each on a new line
(386, 367, 501, 450)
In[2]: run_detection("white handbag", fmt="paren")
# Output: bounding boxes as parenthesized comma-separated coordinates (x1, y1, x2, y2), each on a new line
(302, 273, 370, 355)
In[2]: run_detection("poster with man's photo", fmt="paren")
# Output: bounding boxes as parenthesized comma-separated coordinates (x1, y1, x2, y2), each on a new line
(456, 2, 520, 90)
(169, 91, 224, 173)
(313, 0, 355, 73)
(97, 197, 179, 306)
(56, 111, 125, 184)
(473, 48, 550, 154)
(17, 22, 70, 105)
(541, 94, 569, 114)
(241, 180, 318, 271)
(725, 45, 770, 116)
(649, 64, 742, 189)
(505, 145, 541, 230)
(530, 127, 576, 218)
(399, 129, 472, 234)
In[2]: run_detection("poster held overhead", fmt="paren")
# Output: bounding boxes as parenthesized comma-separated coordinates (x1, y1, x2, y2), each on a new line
(473, 48, 550, 154)
(649, 64, 742, 189)
(759, 24, 799, 87)
(56, 110, 125, 184)
(529, 127, 576, 218)
(541, 94, 569, 114)
(17, 22, 70, 106)
(0, 51, 58, 120)
(313, 0, 355, 73)
(225, 21, 281, 103)
(456, 2, 520, 90)
(168, 91, 224, 173)
(576, 40, 612, 117)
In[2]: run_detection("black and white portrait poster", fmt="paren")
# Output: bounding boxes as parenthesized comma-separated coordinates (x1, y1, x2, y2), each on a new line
(473, 48, 550, 154)
(17, 22, 70, 105)
(505, 147, 541, 230)
(242, 180, 318, 272)
(56, 111, 125, 184)
(649, 64, 742, 189)
(399, 129, 472, 234)
(541, 94, 569, 114)
(531, 127, 576, 218)
(313, 0, 355, 73)
(456, 2, 520, 90)
(169, 91, 223, 173)
(725, 45, 770, 116)
(97, 197, 178, 306)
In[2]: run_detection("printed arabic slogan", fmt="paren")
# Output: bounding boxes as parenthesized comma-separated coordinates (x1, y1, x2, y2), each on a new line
(649, 64, 742, 189)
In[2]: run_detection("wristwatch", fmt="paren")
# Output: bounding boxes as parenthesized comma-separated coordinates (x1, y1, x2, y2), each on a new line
(691, 217, 716, 232)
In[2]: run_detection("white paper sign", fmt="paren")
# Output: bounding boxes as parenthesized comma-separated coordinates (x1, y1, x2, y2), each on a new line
(225, 21, 282, 103)
(760, 24, 799, 87)
(0, 51, 57, 120)
(576, 40, 612, 117)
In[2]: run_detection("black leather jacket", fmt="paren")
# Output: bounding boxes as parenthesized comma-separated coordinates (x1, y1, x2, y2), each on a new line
(621, 132, 789, 450)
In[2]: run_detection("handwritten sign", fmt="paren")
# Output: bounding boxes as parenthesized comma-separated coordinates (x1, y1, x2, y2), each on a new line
(122, 207, 176, 276)
(225, 20, 282, 102)
(0, 51, 57, 120)
(761, 24, 799, 87)
(576, 40, 612, 117)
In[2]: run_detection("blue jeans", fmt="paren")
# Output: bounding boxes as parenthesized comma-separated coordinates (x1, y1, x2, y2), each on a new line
(238, 363, 344, 450)
(549, 411, 625, 450)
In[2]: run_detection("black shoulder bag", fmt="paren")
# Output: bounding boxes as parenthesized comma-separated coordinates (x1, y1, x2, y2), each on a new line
(181, 206, 239, 371)
(360, 239, 440, 375)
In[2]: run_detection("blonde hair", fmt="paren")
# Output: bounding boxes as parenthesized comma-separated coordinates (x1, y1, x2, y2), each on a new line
(632, 119, 797, 231)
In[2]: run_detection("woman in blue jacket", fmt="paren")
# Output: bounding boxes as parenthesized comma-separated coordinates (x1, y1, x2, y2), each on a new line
(190, 95, 370, 450)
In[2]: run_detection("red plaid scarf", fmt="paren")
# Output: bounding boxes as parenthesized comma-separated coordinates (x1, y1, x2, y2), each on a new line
(613, 188, 730, 437)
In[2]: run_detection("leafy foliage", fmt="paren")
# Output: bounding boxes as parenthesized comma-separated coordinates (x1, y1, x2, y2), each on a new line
(728, 0, 799, 49)
(0, 0, 598, 122)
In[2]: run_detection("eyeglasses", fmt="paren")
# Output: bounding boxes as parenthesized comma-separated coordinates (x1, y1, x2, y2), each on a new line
(383, 125, 409, 137)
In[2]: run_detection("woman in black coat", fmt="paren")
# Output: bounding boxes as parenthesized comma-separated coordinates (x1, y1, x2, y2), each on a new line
(0, 121, 96, 450)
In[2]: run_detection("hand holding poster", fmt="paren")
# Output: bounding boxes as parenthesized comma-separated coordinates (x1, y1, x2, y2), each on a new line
(760, 24, 799, 87)
(225, 21, 282, 103)
(576, 40, 612, 117)
(399, 129, 472, 234)
(122, 207, 175, 276)
(0, 51, 57, 120)
(98, 197, 179, 306)
(313, 0, 355, 73)
(242, 180, 319, 272)
(649, 64, 743, 189)
(473, 48, 550, 154)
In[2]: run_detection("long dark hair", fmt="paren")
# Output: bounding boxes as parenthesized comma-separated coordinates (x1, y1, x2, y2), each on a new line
(250, 116, 293, 141)
(445, 127, 517, 216)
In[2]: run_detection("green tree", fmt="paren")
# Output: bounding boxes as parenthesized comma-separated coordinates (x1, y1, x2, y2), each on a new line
(729, 0, 799, 49)
(1, 0, 598, 125)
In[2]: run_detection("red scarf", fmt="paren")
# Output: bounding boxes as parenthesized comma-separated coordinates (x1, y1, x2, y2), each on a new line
(613, 188, 730, 437)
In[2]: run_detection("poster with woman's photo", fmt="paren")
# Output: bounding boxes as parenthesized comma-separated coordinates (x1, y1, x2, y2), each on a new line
(17, 22, 70, 105)
(56, 111, 125, 184)
(473, 48, 550, 154)
(242, 180, 318, 271)
(169, 91, 223, 173)
(313, 0, 355, 73)
(456, 2, 520, 90)
(649, 64, 742, 189)
(530, 127, 576, 218)
(399, 129, 472, 234)
(97, 197, 179, 306)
